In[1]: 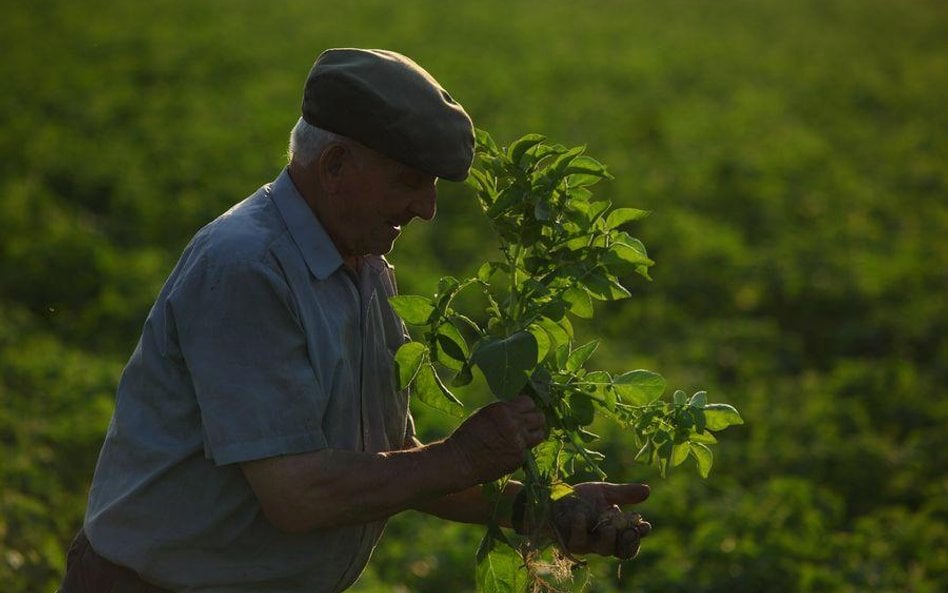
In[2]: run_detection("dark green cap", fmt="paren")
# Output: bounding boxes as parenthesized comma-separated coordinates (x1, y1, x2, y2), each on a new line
(302, 48, 474, 181)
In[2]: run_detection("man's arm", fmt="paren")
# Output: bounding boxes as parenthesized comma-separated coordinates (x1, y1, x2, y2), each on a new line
(241, 395, 544, 533)
(407, 429, 653, 560)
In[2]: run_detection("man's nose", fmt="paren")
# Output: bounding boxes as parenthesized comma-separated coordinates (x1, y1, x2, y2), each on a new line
(410, 185, 437, 221)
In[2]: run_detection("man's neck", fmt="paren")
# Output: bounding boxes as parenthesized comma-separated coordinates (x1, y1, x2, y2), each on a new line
(343, 255, 362, 275)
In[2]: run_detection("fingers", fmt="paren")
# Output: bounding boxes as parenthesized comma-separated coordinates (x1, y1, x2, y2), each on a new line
(599, 482, 650, 506)
(616, 528, 641, 560)
(553, 495, 652, 560)
(500, 395, 546, 448)
(508, 393, 536, 412)
(588, 506, 621, 555)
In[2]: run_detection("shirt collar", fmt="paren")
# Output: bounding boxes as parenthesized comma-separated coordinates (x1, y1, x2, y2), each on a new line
(269, 168, 343, 280)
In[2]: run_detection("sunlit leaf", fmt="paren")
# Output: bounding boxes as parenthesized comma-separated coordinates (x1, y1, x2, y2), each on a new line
(471, 332, 538, 400)
(435, 321, 468, 371)
(389, 295, 435, 325)
(613, 370, 666, 405)
(414, 363, 464, 417)
(507, 133, 546, 168)
(690, 442, 714, 478)
(566, 340, 599, 372)
(476, 530, 528, 593)
(393, 341, 426, 390)
(562, 286, 593, 319)
(671, 442, 691, 467)
(605, 207, 651, 229)
(703, 403, 744, 431)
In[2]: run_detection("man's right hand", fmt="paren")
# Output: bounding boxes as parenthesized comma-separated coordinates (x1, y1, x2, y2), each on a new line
(444, 394, 546, 486)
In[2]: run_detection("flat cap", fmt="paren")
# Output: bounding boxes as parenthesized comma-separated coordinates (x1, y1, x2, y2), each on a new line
(302, 48, 474, 181)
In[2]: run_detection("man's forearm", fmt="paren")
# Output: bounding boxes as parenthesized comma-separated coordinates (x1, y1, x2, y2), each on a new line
(410, 481, 523, 528)
(242, 395, 546, 534)
(242, 440, 473, 532)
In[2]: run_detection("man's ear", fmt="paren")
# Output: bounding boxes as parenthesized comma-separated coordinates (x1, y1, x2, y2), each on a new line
(318, 144, 349, 193)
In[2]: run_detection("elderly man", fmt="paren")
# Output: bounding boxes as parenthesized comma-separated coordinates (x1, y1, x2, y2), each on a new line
(59, 48, 650, 592)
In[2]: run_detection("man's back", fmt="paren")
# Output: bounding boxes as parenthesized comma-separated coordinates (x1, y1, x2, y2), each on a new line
(84, 171, 408, 592)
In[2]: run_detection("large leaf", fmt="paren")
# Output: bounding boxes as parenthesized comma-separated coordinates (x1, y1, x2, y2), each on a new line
(605, 207, 651, 229)
(534, 316, 570, 353)
(471, 332, 538, 400)
(388, 295, 435, 325)
(546, 145, 586, 180)
(507, 133, 546, 168)
(476, 530, 528, 593)
(562, 285, 593, 318)
(703, 403, 744, 431)
(564, 155, 613, 188)
(613, 370, 666, 405)
(474, 128, 501, 157)
(526, 324, 551, 363)
(393, 341, 427, 390)
(582, 272, 631, 301)
(566, 340, 599, 372)
(690, 442, 714, 478)
(604, 242, 654, 274)
(487, 185, 526, 218)
(413, 363, 464, 417)
(434, 321, 469, 371)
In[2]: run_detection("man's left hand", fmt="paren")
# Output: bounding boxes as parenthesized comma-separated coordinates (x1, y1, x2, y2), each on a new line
(549, 482, 651, 560)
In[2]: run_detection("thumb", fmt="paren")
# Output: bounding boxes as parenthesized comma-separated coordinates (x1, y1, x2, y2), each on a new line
(600, 483, 650, 506)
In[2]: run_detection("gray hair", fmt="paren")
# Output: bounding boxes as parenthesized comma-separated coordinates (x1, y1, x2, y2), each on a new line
(287, 118, 352, 166)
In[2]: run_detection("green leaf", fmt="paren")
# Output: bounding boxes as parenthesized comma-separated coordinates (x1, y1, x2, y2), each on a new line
(507, 133, 546, 168)
(563, 155, 612, 177)
(703, 403, 744, 431)
(535, 316, 570, 351)
(690, 442, 714, 478)
(583, 271, 631, 301)
(568, 392, 595, 426)
(393, 341, 427, 390)
(566, 340, 599, 372)
(451, 362, 474, 387)
(533, 196, 553, 221)
(533, 439, 560, 476)
(474, 128, 501, 157)
(476, 530, 529, 593)
(487, 186, 525, 218)
(583, 370, 612, 408)
(587, 200, 612, 227)
(604, 242, 654, 273)
(613, 370, 666, 405)
(526, 324, 551, 363)
(471, 332, 538, 400)
(434, 322, 469, 371)
(389, 295, 435, 325)
(565, 156, 613, 187)
(550, 482, 574, 501)
(477, 261, 510, 283)
(673, 390, 687, 405)
(562, 286, 593, 318)
(546, 145, 586, 180)
(671, 442, 691, 467)
(414, 363, 464, 417)
(688, 430, 718, 445)
(605, 207, 651, 229)
(688, 391, 708, 408)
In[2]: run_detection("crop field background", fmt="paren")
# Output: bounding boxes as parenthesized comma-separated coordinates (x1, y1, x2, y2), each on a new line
(1, 0, 946, 591)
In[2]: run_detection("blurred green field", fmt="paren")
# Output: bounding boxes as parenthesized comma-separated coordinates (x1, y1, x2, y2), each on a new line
(1, 0, 946, 591)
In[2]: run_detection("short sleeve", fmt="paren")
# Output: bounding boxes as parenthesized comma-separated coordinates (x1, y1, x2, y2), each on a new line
(169, 252, 328, 465)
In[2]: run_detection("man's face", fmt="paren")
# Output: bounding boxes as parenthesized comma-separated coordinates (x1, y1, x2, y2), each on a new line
(325, 146, 438, 257)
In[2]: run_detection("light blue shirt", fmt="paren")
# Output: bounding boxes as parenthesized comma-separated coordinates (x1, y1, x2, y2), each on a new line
(85, 169, 413, 592)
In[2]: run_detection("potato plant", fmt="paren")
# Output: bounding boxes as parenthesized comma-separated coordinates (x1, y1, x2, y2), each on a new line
(390, 130, 743, 592)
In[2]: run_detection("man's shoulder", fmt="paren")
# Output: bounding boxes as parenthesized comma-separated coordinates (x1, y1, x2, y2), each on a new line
(190, 185, 289, 268)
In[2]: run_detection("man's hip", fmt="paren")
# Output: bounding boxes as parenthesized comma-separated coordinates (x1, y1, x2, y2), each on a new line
(58, 529, 173, 593)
